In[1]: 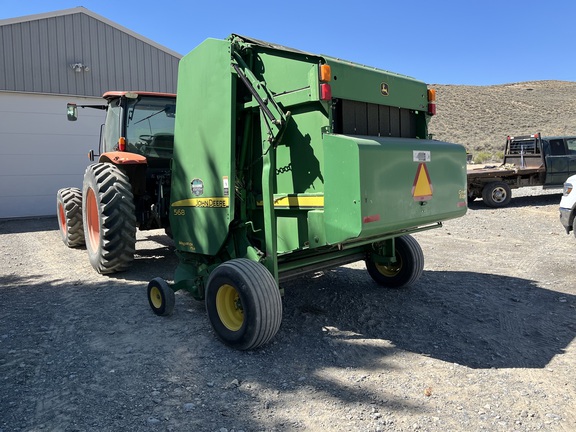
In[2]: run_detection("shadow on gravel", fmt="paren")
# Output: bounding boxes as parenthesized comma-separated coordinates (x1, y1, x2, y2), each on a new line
(3, 263, 575, 431)
(2, 216, 574, 430)
(468, 191, 563, 210)
(280, 266, 576, 370)
(112, 235, 179, 283)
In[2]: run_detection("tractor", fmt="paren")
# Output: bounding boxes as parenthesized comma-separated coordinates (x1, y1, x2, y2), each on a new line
(57, 91, 176, 273)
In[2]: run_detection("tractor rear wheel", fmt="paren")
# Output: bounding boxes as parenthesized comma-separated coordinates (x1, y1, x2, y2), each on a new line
(82, 163, 136, 274)
(366, 235, 424, 288)
(205, 259, 282, 350)
(56, 187, 85, 247)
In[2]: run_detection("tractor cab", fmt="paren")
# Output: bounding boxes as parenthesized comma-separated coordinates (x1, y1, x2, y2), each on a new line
(67, 91, 176, 169)
(101, 91, 176, 169)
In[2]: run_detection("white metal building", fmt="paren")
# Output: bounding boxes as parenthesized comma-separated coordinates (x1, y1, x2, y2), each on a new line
(0, 7, 181, 218)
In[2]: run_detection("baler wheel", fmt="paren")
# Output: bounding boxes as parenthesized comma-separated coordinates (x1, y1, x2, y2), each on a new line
(366, 235, 424, 288)
(82, 163, 136, 274)
(205, 259, 282, 350)
(147, 277, 175, 316)
(56, 187, 85, 247)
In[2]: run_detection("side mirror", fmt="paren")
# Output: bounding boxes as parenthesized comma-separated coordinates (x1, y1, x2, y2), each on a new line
(164, 104, 176, 118)
(67, 103, 78, 121)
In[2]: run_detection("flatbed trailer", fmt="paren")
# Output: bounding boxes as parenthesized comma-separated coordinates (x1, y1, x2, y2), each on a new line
(467, 133, 576, 207)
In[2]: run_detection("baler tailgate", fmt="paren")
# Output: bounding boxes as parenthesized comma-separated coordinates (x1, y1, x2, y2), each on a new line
(323, 134, 467, 244)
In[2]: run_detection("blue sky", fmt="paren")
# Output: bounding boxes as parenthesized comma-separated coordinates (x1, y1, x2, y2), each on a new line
(2, 1, 575, 86)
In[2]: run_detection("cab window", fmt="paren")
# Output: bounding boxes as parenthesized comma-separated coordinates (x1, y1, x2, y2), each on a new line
(125, 97, 175, 159)
(566, 138, 576, 155)
(103, 99, 122, 153)
(548, 139, 567, 156)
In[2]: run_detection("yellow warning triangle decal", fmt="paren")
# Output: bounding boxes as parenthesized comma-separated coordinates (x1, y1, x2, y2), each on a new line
(412, 163, 433, 201)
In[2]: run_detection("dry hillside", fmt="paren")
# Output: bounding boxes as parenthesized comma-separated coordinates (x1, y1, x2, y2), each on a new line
(428, 80, 576, 160)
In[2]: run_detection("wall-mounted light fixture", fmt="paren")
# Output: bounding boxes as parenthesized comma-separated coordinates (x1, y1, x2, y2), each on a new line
(70, 62, 90, 73)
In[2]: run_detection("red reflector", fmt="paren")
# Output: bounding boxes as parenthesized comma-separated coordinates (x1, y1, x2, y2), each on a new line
(362, 214, 381, 224)
(320, 83, 332, 100)
(428, 103, 436, 115)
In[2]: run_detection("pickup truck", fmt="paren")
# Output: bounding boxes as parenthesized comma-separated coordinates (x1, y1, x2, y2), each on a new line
(559, 174, 576, 236)
(468, 133, 576, 207)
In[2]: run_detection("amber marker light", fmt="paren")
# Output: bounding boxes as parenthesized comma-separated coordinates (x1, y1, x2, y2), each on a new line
(320, 64, 331, 82)
(563, 182, 573, 196)
(118, 137, 126, 151)
(319, 64, 332, 101)
(427, 88, 437, 115)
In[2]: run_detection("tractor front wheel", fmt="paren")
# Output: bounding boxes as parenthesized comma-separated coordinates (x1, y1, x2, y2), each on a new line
(56, 187, 85, 247)
(366, 235, 424, 288)
(82, 163, 136, 274)
(205, 259, 282, 350)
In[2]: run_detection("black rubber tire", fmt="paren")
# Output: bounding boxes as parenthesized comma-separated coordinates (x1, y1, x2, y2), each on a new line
(147, 277, 175, 316)
(164, 225, 173, 239)
(366, 235, 424, 288)
(467, 189, 480, 202)
(56, 187, 85, 247)
(205, 259, 282, 350)
(82, 163, 136, 274)
(482, 181, 512, 208)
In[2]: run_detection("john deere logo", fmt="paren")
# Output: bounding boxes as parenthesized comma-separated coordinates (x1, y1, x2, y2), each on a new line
(380, 82, 389, 96)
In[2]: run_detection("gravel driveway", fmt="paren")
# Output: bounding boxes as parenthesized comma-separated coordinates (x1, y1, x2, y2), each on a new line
(1, 187, 575, 432)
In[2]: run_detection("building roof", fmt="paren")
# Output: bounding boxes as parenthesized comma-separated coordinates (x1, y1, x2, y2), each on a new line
(0, 6, 181, 96)
(0, 6, 182, 58)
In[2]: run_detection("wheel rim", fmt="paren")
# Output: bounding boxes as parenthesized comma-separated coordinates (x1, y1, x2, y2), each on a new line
(150, 286, 163, 309)
(375, 257, 402, 277)
(86, 188, 100, 253)
(492, 187, 507, 203)
(216, 284, 244, 331)
(58, 202, 67, 235)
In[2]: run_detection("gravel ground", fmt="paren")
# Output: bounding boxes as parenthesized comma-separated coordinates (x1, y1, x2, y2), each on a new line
(1, 187, 575, 432)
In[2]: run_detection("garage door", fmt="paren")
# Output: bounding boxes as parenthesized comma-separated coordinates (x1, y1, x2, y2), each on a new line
(0, 92, 104, 218)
